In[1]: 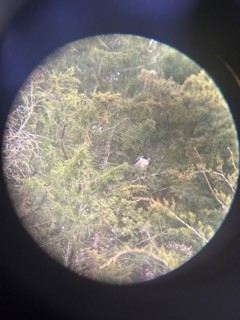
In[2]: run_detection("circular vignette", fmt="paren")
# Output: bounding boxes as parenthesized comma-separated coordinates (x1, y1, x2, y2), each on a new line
(0, 1, 240, 320)
(2, 34, 239, 286)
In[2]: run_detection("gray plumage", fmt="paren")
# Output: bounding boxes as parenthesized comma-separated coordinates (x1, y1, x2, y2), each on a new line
(134, 156, 150, 170)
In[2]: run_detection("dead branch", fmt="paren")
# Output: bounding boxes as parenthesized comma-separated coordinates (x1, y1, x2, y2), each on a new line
(61, 123, 68, 160)
(227, 146, 238, 172)
(133, 196, 209, 243)
(3, 76, 45, 184)
(99, 247, 169, 270)
(191, 169, 236, 193)
(194, 148, 228, 212)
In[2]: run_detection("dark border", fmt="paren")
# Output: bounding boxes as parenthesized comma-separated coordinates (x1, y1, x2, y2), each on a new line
(0, 1, 240, 319)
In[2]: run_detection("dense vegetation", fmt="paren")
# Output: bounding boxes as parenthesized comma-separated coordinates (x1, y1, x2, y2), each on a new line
(3, 35, 239, 284)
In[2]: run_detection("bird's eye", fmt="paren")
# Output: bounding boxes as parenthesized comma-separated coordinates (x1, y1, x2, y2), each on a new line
(2, 34, 239, 285)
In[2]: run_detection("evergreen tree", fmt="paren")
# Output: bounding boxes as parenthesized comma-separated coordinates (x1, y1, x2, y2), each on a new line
(3, 34, 238, 284)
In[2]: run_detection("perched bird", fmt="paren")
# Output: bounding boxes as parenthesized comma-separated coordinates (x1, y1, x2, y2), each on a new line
(134, 156, 150, 170)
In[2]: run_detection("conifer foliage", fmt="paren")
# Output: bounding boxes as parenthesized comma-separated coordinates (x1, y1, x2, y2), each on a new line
(3, 35, 239, 284)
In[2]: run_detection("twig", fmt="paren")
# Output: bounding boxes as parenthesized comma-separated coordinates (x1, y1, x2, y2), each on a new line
(99, 248, 169, 270)
(133, 196, 209, 243)
(61, 123, 68, 160)
(194, 148, 228, 212)
(227, 146, 238, 172)
(191, 169, 236, 193)
(164, 206, 208, 243)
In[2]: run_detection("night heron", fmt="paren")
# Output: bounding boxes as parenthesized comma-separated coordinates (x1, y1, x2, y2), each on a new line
(134, 156, 150, 170)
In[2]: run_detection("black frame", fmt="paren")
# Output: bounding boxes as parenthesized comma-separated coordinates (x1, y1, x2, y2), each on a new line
(0, 1, 240, 319)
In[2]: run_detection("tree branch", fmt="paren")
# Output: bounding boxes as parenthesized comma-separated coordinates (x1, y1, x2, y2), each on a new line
(227, 146, 238, 172)
(99, 247, 169, 270)
(191, 169, 236, 193)
(194, 148, 228, 212)
(133, 196, 209, 243)
(61, 123, 68, 160)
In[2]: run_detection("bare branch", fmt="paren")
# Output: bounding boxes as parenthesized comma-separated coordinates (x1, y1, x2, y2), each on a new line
(191, 169, 236, 193)
(3, 73, 46, 184)
(194, 148, 229, 212)
(133, 196, 209, 243)
(61, 123, 68, 160)
(99, 247, 169, 270)
(227, 146, 238, 172)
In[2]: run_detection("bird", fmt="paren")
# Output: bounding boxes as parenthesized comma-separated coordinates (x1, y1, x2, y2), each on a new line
(134, 156, 150, 170)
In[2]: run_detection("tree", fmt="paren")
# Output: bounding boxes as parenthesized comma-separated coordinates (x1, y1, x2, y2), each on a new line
(3, 34, 238, 284)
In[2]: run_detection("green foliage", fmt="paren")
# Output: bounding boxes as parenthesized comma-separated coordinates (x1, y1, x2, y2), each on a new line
(3, 34, 239, 285)
(160, 49, 201, 84)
